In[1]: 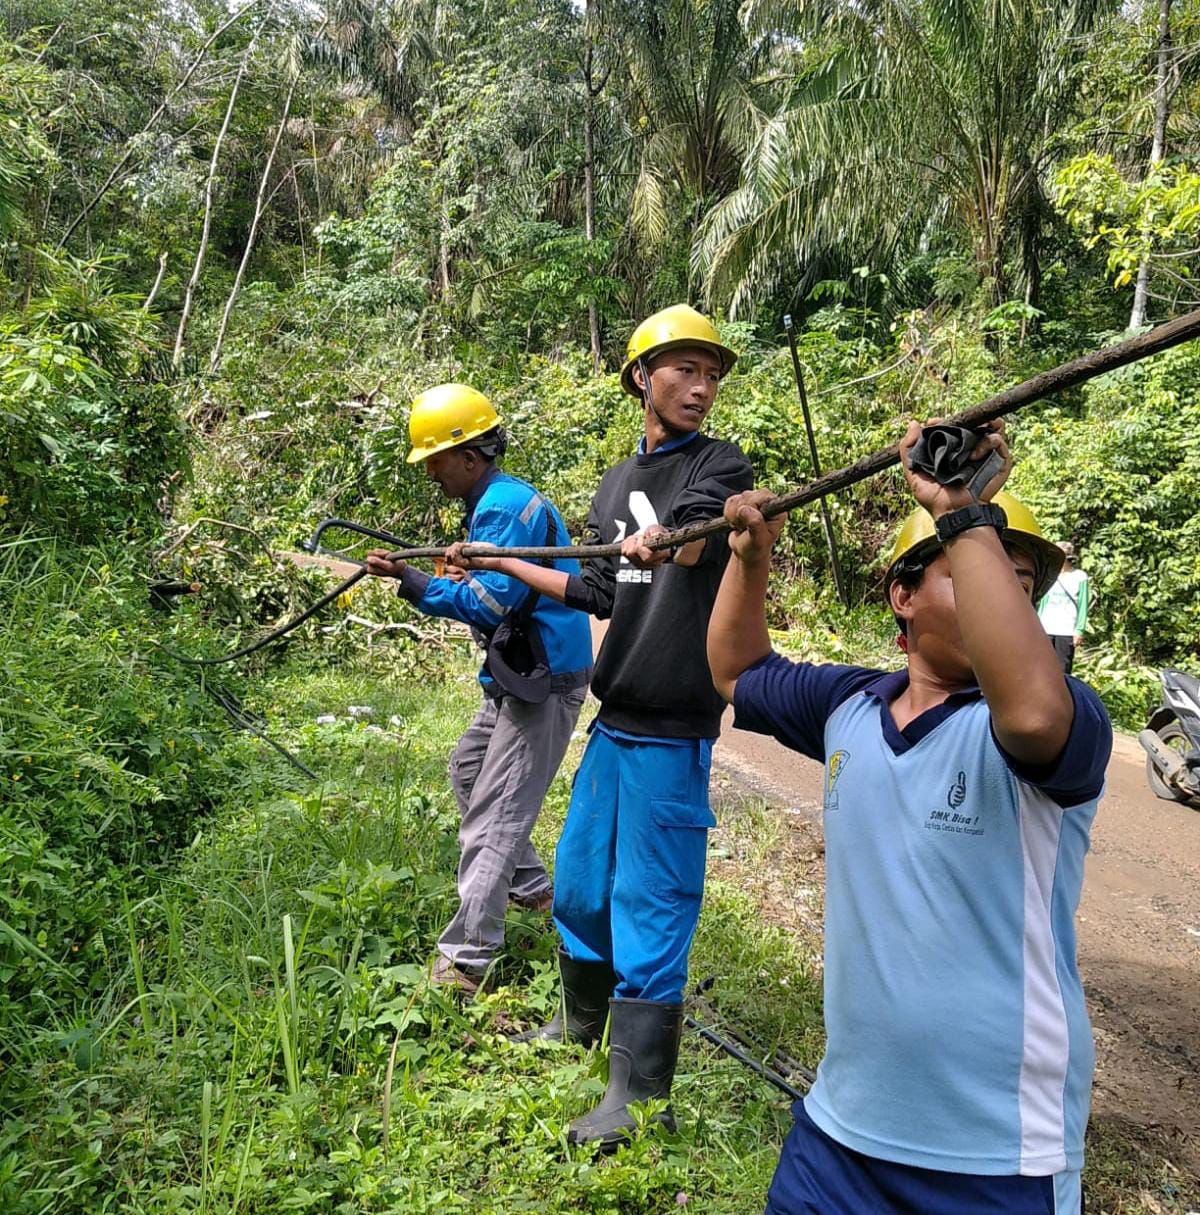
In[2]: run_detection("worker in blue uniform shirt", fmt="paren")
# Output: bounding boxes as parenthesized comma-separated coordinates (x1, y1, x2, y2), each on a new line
(707, 419, 1111, 1215)
(448, 306, 753, 1147)
(367, 383, 593, 995)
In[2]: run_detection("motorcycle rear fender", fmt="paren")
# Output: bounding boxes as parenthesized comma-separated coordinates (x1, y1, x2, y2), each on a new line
(1146, 707, 1179, 734)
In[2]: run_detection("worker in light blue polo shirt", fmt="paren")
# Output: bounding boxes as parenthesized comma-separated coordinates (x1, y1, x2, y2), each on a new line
(707, 419, 1111, 1215)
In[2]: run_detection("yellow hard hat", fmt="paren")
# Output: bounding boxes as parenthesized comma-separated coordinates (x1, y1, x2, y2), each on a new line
(884, 491, 1064, 602)
(406, 383, 500, 464)
(619, 304, 738, 396)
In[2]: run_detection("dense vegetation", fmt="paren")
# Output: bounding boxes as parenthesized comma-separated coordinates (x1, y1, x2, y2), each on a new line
(2, 0, 1199, 1210)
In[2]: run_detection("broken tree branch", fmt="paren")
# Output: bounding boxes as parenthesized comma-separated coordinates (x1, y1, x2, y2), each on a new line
(59, 0, 263, 248)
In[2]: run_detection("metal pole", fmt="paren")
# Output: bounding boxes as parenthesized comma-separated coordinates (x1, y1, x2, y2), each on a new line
(784, 314, 849, 607)
(301, 304, 1200, 562)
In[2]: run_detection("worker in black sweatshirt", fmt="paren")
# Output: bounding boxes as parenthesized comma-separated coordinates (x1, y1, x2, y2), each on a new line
(446, 304, 753, 1148)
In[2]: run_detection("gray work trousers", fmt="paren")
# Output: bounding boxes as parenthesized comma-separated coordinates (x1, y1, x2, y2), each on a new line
(437, 686, 585, 973)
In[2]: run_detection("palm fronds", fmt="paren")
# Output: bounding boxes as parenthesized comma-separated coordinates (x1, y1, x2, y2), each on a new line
(697, 0, 1117, 315)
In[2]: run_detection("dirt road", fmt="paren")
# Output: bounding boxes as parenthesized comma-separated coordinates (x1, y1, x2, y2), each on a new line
(714, 713, 1200, 1171)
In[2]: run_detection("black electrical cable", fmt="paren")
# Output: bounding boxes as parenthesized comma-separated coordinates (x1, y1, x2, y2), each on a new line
(154, 519, 417, 667)
(304, 518, 415, 556)
(202, 679, 321, 780)
(155, 566, 369, 666)
(371, 305, 1200, 563)
(685, 978, 815, 1101)
(154, 308, 1200, 667)
(685, 1015, 806, 1101)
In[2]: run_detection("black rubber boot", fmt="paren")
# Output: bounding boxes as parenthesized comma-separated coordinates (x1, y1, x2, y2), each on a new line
(510, 949, 615, 1046)
(566, 998, 682, 1148)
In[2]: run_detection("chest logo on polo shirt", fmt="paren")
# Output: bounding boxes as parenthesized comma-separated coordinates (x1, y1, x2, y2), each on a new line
(825, 749, 850, 811)
(947, 770, 967, 809)
(924, 771, 985, 836)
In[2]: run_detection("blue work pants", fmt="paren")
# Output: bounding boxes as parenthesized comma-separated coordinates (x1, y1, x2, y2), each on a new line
(552, 725, 715, 1004)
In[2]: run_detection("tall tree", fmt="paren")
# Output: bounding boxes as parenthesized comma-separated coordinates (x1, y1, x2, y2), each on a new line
(58, 0, 263, 249)
(304, 0, 436, 134)
(1129, 0, 1175, 329)
(0, 43, 50, 245)
(582, 0, 608, 370)
(698, 0, 1115, 316)
(604, 0, 770, 296)
(208, 44, 304, 373)
(173, 36, 256, 366)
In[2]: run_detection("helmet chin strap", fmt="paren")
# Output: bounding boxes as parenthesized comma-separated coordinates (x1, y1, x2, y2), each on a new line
(468, 426, 508, 460)
(637, 356, 683, 438)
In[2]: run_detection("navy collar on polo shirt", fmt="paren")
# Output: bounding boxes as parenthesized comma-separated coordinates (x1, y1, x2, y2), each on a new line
(637, 429, 700, 456)
(862, 668, 984, 755)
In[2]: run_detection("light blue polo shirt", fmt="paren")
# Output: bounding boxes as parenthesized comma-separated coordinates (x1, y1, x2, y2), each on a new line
(734, 656, 1111, 1178)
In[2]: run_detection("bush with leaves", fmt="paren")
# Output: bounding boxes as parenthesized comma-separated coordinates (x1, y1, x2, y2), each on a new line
(0, 539, 267, 1049)
(1054, 153, 1200, 306)
(0, 255, 185, 542)
(1012, 341, 1200, 675)
(0, 52, 50, 243)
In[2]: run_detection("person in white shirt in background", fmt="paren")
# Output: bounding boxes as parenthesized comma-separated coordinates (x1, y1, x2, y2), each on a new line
(1037, 541, 1090, 674)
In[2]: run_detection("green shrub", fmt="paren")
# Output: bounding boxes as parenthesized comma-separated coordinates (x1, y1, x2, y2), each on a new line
(0, 257, 185, 543)
(0, 537, 300, 1060)
(1012, 340, 1200, 668)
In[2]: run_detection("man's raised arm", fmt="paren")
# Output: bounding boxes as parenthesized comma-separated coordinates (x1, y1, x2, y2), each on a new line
(707, 489, 788, 704)
(897, 419, 1074, 767)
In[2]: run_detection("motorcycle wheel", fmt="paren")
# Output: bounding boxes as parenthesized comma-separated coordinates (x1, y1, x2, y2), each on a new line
(1145, 719, 1193, 803)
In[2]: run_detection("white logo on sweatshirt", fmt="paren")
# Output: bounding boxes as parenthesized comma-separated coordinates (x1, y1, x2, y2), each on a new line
(615, 491, 660, 583)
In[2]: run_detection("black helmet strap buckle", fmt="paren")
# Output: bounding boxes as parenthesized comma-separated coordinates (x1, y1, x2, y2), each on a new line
(465, 426, 509, 461)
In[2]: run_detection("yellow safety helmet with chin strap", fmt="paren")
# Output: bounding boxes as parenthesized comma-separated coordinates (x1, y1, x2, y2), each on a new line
(619, 304, 738, 396)
(884, 491, 1064, 603)
(406, 383, 500, 464)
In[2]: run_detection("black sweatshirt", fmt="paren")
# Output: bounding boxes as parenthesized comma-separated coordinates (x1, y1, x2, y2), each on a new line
(563, 433, 754, 738)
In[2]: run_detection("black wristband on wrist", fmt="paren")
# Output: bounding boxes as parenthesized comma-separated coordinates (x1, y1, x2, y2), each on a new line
(933, 502, 1008, 544)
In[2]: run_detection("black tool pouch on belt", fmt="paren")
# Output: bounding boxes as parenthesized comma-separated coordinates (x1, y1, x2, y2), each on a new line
(907, 424, 1004, 499)
(484, 505, 557, 704)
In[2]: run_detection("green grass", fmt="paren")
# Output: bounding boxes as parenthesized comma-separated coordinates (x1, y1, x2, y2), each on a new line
(1, 542, 1192, 1213)
(1084, 1118, 1200, 1213)
(0, 610, 816, 1213)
